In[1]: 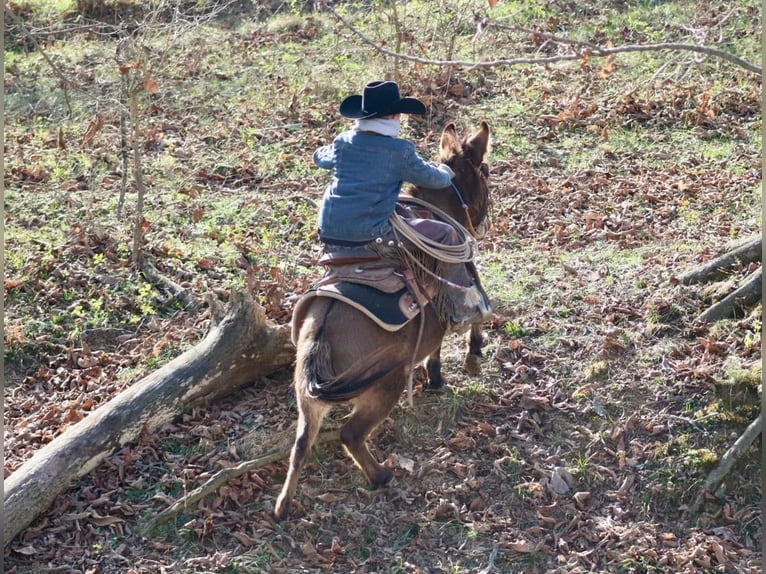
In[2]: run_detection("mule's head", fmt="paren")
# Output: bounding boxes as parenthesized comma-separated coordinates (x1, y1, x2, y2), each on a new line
(437, 121, 491, 238)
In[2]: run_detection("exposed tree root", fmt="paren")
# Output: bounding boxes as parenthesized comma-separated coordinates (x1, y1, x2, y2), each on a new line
(676, 235, 761, 285)
(673, 235, 762, 323)
(678, 237, 762, 516)
(695, 267, 762, 323)
(686, 413, 762, 517)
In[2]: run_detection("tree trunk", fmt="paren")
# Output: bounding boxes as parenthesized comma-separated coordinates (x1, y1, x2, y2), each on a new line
(3, 291, 295, 547)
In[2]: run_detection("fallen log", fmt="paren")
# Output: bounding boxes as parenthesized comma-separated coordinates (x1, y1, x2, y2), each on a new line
(3, 291, 295, 547)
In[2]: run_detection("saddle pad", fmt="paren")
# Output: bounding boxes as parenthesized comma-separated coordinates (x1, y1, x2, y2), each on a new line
(291, 282, 421, 344)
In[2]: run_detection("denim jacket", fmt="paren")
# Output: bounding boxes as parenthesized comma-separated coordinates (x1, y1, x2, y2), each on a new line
(314, 129, 451, 244)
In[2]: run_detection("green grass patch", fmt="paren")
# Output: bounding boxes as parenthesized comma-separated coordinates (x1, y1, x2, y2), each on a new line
(3, 1, 761, 571)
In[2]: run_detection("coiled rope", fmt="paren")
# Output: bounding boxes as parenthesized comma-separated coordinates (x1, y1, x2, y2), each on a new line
(389, 195, 477, 267)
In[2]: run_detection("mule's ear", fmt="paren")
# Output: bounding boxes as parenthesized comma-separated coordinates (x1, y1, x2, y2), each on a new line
(440, 122, 461, 156)
(464, 121, 490, 164)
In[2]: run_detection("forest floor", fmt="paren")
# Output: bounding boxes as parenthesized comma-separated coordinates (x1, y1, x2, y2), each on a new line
(4, 1, 762, 572)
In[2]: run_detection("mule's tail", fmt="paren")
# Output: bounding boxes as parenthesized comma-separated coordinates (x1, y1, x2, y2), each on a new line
(302, 339, 409, 402)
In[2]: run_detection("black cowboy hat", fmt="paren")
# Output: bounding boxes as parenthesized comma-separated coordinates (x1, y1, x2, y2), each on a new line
(339, 80, 427, 119)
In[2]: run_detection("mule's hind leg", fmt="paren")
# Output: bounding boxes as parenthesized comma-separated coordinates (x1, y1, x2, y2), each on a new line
(274, 395, 329, 520)
(463, 323, 484, 375)
(341, 374, 406, 488)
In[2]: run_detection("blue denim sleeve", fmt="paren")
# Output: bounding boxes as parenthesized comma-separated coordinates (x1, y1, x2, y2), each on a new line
(313, 144, 334, 170)
(400, 144, 452, 189)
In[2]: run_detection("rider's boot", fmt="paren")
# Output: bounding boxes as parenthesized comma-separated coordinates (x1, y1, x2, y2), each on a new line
(440, 261, 492, 326)
(445, 282, 492, 325)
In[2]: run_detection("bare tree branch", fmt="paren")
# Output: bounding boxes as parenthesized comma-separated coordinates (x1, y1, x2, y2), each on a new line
(4, 5, 89, 114)
(325, 4, 761, 76)
(581, 42, 760, 75)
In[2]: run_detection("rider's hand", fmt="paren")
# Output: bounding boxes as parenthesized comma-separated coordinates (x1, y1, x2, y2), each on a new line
(436, 163, 455, 179)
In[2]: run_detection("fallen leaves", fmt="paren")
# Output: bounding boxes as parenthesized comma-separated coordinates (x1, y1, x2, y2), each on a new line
(3, 2, 762, 573)
(82, 113, 104, 147)
(547, 466, 575, 495)
(8, 164, 48, 183)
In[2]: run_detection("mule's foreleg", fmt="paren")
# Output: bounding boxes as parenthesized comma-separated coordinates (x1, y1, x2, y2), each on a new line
(341, 375, 406, 488)
(273, 395, 329, 520)
(463, 323, 484, 375)
(425, 346, 444, 390)
(427, 323, 484, 384)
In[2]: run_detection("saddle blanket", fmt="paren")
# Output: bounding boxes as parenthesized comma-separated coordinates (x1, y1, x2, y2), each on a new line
(291, 281, 422, 345)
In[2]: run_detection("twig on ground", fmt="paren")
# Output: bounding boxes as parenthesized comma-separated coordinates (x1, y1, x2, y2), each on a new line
(140, 258, 197, 309)
(477, 546, 498, 574)
(141, 426, 340, 534)
(664, 412, 721, 431)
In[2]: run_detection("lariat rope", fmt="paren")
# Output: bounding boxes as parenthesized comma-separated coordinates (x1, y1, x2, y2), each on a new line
(387, 194, 483, 407)
(389, 195, 478, 264)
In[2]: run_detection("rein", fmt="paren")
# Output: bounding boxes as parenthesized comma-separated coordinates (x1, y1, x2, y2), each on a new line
(451, 182, 482, 240)
(449, 159, 490, 240)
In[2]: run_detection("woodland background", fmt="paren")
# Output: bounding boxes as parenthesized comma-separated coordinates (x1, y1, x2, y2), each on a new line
(3, 0, 763, 572)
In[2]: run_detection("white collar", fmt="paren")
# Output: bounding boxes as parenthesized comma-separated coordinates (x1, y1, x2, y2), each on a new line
(353, 117, 400, 137)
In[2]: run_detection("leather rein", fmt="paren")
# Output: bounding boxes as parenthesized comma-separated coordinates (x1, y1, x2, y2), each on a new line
(450, 159, 490, 240)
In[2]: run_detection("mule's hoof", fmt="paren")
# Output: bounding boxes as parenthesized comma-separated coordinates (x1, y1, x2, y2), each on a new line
(370, 465, 394, 489)
(426, 377, 445, 391)
(463, 354, 482, 376)
(272, 498, 290, 521)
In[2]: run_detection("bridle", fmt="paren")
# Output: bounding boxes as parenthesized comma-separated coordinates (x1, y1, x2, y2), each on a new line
(450, 159, 490, 240)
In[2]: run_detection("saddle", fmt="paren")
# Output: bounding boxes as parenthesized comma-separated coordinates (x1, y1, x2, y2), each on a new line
(291, 255, 433, 345)
(291, 197, 489, 344)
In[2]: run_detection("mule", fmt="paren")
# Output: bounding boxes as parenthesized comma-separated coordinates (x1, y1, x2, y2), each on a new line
(273, 121, 491, 520)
